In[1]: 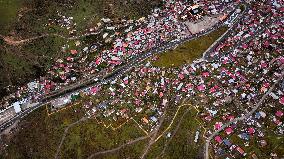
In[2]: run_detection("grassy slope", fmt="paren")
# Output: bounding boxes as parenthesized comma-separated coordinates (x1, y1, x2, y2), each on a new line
(146, 105, 204, 159)
(1, 105, 84, 159)
(1, 104, 146, 159)
(153, 27, 228, 68)
(163, 108, 204, 159)
(0, 0, 162, 97)
(1, 100, 205, 158)
(60, 119, 146, 159)
(0, 0, 22, 34)
(0, 36, 66, 98)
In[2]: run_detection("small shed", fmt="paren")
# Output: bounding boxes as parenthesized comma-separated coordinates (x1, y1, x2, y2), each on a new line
(12, 102, 21, 113)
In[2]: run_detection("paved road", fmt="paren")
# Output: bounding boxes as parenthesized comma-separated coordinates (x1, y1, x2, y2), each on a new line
(0, 4, 241, 133)
(0, 107, 15, 124)
(202, 11, 245, 60)
(202, 13, 282, 158)
(204, 66, 284, 159)
(204, 16, 281, 62)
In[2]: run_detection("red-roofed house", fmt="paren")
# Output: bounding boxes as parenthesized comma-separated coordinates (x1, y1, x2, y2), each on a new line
(178, 73, 185, 79)
(159, 92, 164, 98)
(204, 115, 212, 121)
(96, 57, 102, 65)
(227, 115, 235, 121)
(279, 97, 284, 105)
(278, 57, 284, 64)
(209, 87, 216, 93)
(197, 84, 205, 91)
(70, 50, 78, 55)
(248, 127, 255, 135)
(275, 110, 283, 117)
(215, 136, 223, 144)
(202, 72, 210, 77)
(66, 57, 73, 61)
(236, 147, 245, 156)
(109, 60, 121, 65)
(274, 119, 282, 126)
(260, 62, 268, 68)
(215, 122, 222, 130)
(91, 87, 99, 94)
(225, 127, 233, 135)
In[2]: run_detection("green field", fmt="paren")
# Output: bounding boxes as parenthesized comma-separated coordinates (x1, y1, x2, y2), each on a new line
(153, 27, 228, 68)
(0, 0, 22, 34)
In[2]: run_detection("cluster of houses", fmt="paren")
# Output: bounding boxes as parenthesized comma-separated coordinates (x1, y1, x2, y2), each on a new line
(197, 1, 283, 158)
(0, 0, 236, 113)
(86, 0, 239, 74)
(81, 0, 283, 157)
(212, 87, 283, 159)
(87, 0, 193, 72)
(47, 11, 77, 35)
(82, 0, 282, 139)
(0, 0, 282, 157)
(84, 61, 178, 131)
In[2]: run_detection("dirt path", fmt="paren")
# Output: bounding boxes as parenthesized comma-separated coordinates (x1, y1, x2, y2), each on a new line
(54, 114, 153, 159)
(156, 107, 191, 159)
(139, 97, 174, 159)
(0, 34, 49, 46)
(139, 118, 165, 159)
(0, 31, 101, 46)
(54, 116, 88, 159)
(87, 135, 151, 159)
(86, 98, 188, 159)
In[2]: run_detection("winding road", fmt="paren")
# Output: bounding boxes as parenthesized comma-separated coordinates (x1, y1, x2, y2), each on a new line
(0, 31, 102, 46)
(0, 20, 228, 133)
(204, 66, 284, 159)
(0, 3, 245, 138)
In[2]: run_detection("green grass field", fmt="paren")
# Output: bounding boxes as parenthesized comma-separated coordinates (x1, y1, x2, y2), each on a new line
(153, 27, 228, 68)
(0, 0, 22, 34)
